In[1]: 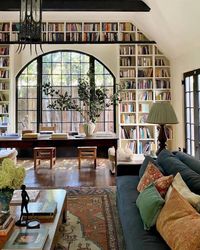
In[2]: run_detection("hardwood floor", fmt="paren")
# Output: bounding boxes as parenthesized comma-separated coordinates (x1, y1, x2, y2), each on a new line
(18, 157, 116, 188)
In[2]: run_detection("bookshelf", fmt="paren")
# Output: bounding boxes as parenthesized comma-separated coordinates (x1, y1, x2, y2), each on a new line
(119, 43, 172, 155)
(0, 21, 154, 44)
(0, 45, 10, 133)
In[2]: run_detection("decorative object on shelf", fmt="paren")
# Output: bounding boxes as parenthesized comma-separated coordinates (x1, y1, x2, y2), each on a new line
(146, 102, 178, 155)
(15, 184, 30, 227)
(43, 73, 121, 136)
(0, 158, 25, 213)
(17, 0, 43, 54)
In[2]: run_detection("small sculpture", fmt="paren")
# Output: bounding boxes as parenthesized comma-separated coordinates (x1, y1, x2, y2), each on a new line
(15, 184, 30, 226)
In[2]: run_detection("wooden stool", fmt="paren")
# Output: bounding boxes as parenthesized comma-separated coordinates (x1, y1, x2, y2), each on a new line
(33, 147, 56, 169)
(78, 146, 97, 169)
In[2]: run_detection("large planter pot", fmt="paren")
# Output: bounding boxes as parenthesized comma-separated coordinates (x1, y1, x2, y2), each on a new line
(0, 188, 14, 213)
(83, 122, 96, 137)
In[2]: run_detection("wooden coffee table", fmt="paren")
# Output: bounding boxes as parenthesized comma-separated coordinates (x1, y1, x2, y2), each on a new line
(0, 189, 67, 250)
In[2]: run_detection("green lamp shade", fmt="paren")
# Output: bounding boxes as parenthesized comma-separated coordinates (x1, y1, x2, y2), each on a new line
(146, 102, 178, 125)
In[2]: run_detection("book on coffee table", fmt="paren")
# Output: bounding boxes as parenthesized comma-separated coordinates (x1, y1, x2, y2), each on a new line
(2, 228, 48, 250)
(22, 201, 57, 221)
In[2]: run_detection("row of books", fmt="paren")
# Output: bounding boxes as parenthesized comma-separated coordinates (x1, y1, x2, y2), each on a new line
(138, 68, 153, 78)
(0, 58, 9, 67)
(155, 68, 170, 77)
(0, 70, 9, 79)
(139, 127, 152, 139)
(121, 103, 136, 112)
(66, 23, 82, 31)
(138, 141, 152, 154)
(120, 114, 136, 124)
(121, 91, 136, 101)
(121, 127, 137, 139)
(138, 103, 149, 112)
(138, 57, 152, 67)
(0, 47, 9, 56)
(83, 33, 100, 42)
(0, 33, 10, 42)
(0, 104, 8, 113)
(155, 92, 171, 100)
(119, 22, 136, 32)
(0, 92, 8, 101)
(138, 91, 153, 101)
(66, 33, 82, 42)
(155, 58, 169, 66)
(102, 33, 118, 42)
(0, 23, 10, 31)
(120, 80, 136, 89)
(120, 69, 135, 78)
(120, 46, 135, 55)
(120, 57, 135, 67)
(138, 79, 153, 89)
(48, 23, 64, 32)
(156, 79, 171, 89)
(138, 45, 153, 55)
(102, 23, 118, 31)
(119, 33, 136, 42)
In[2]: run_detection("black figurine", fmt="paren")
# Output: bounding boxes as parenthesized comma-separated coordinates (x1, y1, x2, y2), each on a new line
(15, 184, 30, 226)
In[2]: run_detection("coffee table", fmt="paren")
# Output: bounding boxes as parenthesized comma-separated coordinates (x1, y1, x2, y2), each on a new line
(1, 189, 67, 250)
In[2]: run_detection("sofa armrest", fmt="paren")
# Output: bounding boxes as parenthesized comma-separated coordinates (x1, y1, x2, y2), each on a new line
(117, 163, 141, 176)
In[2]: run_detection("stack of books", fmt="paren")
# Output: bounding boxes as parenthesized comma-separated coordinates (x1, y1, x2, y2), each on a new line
(51, 133, 69, 139)
(22, 133, 38, 139)
(0, 213, 15, 236)
(22, 201, 57, 222)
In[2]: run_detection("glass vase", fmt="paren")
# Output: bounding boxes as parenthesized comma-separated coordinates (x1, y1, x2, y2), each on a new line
(0, 188, 14, 213)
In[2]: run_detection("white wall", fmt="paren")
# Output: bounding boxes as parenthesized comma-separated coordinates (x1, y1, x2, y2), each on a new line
(171, 44, 200, 150)
(9, 44, 119, 131)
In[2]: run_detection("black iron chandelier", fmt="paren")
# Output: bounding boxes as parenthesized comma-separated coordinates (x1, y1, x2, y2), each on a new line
(17, 0, 43, 54)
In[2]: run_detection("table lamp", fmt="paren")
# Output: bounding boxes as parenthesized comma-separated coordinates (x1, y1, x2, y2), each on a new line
(146, 102, 178, 155)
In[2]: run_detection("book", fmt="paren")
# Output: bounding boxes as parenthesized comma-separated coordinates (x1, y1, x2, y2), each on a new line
(0, 214, 13, 230)
(22, 133, 38, 139)
(51, 133, 69, 139)
(10, 190, 40, 204)
(2, 228, 48, 250)
(22, 201, 57, 221)
(0, 218, 14, 236)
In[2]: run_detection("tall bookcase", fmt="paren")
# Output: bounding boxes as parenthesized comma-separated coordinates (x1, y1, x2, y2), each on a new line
(119, 43, 172, 154)
(0, 45, 10, 133)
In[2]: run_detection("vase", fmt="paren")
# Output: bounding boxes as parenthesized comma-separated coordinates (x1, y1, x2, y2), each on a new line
(0, 188, 14, 213)
(83, 122, 96, 137)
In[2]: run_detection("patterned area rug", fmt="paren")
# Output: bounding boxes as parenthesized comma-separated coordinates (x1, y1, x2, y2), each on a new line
(55, 187, 125, 250)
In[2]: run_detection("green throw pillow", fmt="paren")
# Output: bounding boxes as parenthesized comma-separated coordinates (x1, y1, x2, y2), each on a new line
(136, 183, 165, 230)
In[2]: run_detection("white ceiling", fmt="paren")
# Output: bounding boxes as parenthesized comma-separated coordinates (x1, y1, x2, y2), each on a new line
(1, 0, 199, 59)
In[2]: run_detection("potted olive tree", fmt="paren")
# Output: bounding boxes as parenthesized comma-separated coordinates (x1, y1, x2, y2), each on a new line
(43, 74, 120, 136)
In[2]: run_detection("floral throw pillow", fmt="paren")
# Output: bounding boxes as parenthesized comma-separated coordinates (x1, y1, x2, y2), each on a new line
(154, 175, 174, 197)
(137, 162, 164, 192)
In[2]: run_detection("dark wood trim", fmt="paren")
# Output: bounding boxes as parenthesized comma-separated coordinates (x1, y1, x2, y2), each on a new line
(0, 0, 150, 12)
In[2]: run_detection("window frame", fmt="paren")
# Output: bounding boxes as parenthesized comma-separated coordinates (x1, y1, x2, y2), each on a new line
(16, 50, 116, 133)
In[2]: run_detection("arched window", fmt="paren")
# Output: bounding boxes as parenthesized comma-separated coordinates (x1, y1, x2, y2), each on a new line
(16, 50, 116, 133)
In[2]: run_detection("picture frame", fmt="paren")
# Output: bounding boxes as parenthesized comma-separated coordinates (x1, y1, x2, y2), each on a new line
(3, 228, 48, 250)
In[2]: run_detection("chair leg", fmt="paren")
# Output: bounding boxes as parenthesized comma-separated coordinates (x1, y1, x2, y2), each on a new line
(94, 157, 96, 169)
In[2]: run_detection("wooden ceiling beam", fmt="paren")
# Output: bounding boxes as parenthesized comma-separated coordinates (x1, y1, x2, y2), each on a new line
(0, 0, 150, 12)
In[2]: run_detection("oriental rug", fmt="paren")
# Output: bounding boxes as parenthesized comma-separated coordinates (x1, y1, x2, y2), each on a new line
(55, 187, 125, 250)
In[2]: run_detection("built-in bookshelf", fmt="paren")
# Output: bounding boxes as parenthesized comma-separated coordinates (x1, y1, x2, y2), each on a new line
(119, 43, 172, 155)
(0, 21, 154, 43)
(0, 45, 10, 133)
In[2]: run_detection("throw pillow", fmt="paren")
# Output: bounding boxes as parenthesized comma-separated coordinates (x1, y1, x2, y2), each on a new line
(139, 155, 164, 178)
(156, 188, 200, 250)
(165, 172, 200, 212)
(154, 175, 173, 197)
(136, 183, 165, 230)
(157, 149, 200, 194)
(137, 162, 163, 192)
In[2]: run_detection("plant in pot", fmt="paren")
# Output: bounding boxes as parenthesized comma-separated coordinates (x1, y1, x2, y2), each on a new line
(0, 158, 25, 213)
(42, 74, 121, 136)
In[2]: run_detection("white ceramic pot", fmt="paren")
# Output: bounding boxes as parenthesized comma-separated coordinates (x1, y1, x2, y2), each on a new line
(83, 122, 96, 136)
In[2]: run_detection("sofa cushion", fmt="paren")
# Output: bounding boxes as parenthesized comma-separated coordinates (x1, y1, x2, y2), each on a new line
(117, 175, 170, 250)
(137, 162, 163, 192)
(166, 172, 200, 212)
(139, 155, 164, 178)
(154, 175, 173, 198)
(174, 151, 200, 175)
(157, 149, 200, 194)
(136, 183, 165, 230)
(157, 188, 200, 250)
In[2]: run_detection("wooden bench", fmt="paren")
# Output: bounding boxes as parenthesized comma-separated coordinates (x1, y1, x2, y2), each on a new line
(78, 146, 97, 169)
(33, 147, 56, 169)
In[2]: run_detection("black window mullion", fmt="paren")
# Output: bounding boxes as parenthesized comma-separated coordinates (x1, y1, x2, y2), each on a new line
(37, 57, 43, 132)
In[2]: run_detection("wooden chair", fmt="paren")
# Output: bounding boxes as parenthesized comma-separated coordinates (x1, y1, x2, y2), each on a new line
(78, 146, 97, 169)
(33, 147, 56, 169)
(39, 124, 56, 133)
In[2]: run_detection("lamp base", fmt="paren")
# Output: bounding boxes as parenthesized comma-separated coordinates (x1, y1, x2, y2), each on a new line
(156, 124, 167, 155)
